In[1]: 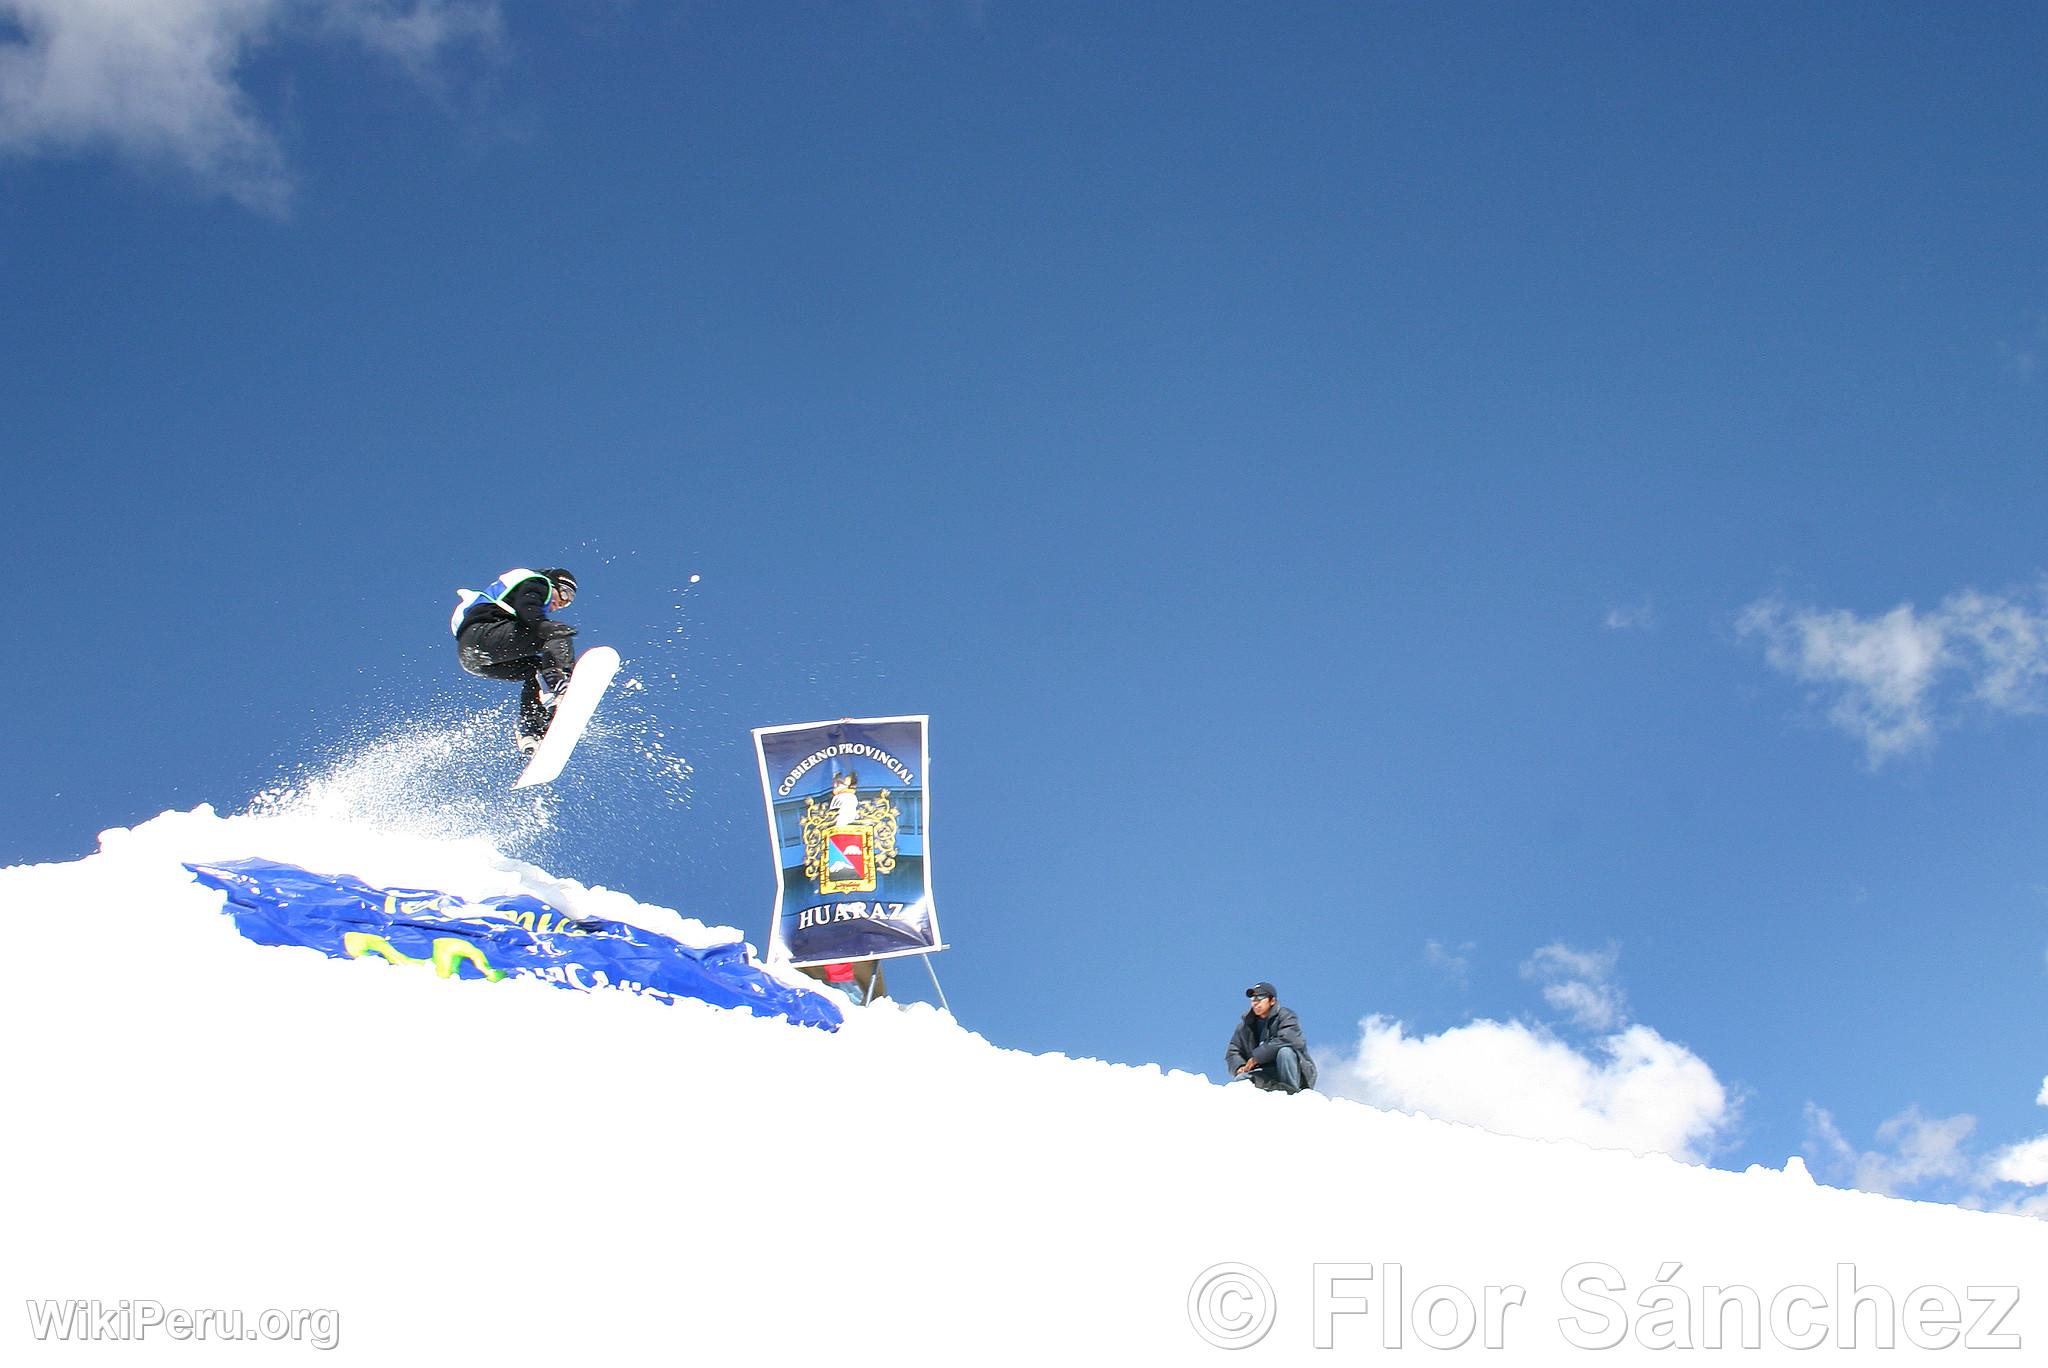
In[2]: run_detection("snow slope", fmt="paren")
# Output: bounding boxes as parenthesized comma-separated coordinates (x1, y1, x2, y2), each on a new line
(3, 806, 2042, 1364)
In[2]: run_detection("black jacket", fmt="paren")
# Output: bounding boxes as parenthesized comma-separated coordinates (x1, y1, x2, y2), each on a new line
(459, 573, 553, 634)
(455, 570, 575, 677)
(1225, 1004, 1318, 1090)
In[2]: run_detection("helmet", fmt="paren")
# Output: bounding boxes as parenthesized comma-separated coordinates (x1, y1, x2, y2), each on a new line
(540, 567, 577, 606)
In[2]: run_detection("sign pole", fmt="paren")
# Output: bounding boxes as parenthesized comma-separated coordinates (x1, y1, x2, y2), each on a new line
(922, 953, 951, 1013)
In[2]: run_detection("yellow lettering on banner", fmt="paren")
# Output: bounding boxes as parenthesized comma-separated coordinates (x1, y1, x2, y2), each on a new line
(343, 931, 506, 982)
(343, 931, 422, 966)
(431, 939, 507, 982)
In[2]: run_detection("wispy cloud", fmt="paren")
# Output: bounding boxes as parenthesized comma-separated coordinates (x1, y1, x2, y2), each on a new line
(1321, 941, 1735, 1163)
(2000, 310, 2046, 384)
(1805, 1103, 1976, 1195)
(0, 0, 500, 213)
(1806, 1082, 2048, 1219)
(1737, 582, 2048, 766)
(319, 0, 500, 76)
(1423, 938, 1473, 990)
(1604, 598, 1656, 631)
(1521, 940, 1626, 1031)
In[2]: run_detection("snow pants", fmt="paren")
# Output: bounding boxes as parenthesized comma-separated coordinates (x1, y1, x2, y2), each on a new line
(458, 617, 577, 737)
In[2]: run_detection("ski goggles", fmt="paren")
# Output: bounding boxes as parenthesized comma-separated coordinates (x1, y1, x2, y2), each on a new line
(550, 578, 577, 607)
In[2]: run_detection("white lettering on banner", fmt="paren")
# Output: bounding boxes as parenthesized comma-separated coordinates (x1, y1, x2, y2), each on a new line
(777, 742, 915, 796)
(795, 902, 911, 931)
(525, 962, 674, 1004)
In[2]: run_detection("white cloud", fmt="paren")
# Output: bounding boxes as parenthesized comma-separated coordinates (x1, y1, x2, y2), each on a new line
(1423, 939, 1473, 989)
(1992, 1134, 2048, 1187)
(1738, 583, 2048, 765)
(2001, 311, 2046, 384)
(1806, 1104, 1967, 1197)
(1737, 598, 1944, 763)
(1604, 599, 1656, 631)
(1988, 1076, 2048, 1191)
(1324, 941, 1732, 1162)
(1322, 1016, 1734, 1163)
(2002, 1189, 2048, 1218)
(317, 0, 499, 77)
(1866, 1107, 1982, 1191)
(0, 0, 499, 212)
(1806, 1088, 2048, 1219)
(1521, 941, 1626, 1032)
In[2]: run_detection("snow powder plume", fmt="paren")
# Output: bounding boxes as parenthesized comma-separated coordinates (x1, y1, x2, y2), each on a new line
(245, 703, 562, 861)
(580, 674, 696, 806)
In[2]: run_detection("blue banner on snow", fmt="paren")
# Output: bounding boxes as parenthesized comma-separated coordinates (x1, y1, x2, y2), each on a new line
(185, 858, 841, 1031)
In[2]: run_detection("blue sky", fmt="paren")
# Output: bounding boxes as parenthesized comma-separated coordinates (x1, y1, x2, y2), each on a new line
(3, 2, 2045, 1209)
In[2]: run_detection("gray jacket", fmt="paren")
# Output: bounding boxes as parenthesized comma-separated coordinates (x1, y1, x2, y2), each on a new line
(1225, 1003, 1318, 1090)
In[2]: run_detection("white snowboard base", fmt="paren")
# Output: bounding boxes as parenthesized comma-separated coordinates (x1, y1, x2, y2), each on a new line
(513, 646, 620, 789)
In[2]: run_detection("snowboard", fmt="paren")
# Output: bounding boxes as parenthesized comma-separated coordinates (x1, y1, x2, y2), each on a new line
(514, 646, 621, 789)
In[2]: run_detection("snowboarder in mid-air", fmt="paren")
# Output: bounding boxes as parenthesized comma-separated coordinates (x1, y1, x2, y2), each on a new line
(451, 567, 579, 753)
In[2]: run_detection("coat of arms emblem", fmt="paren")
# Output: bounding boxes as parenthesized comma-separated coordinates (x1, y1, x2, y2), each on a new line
(802, 771, 900, 896)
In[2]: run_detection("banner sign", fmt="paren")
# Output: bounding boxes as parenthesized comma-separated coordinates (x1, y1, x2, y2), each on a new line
(185, 858, 842, 1031)
(752, 715, 941, 968)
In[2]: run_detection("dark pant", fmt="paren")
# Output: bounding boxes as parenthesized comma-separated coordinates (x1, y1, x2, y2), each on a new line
(1247, 1046, 1306, 1093)
(458, 618, 577, 736)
